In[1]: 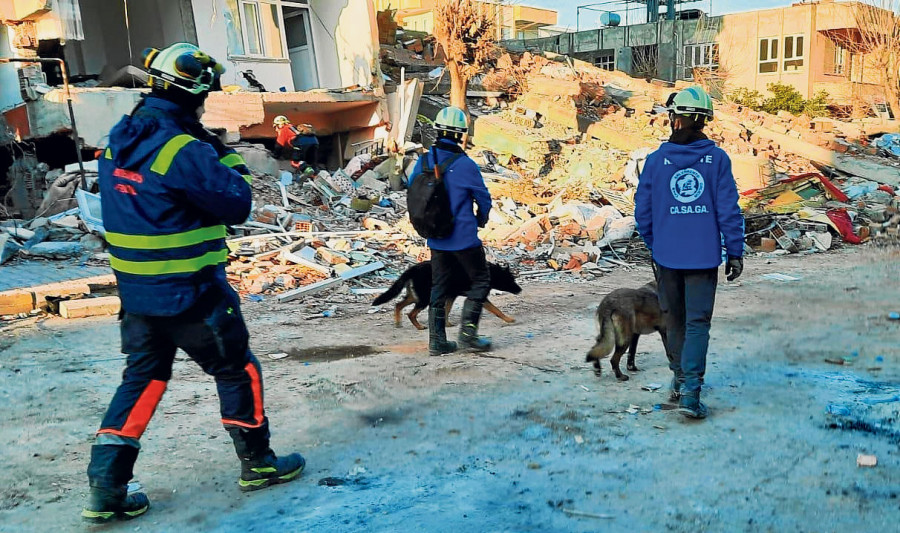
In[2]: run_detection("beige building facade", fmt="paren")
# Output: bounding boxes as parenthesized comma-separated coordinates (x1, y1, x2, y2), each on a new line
(374, 0, 557, 40)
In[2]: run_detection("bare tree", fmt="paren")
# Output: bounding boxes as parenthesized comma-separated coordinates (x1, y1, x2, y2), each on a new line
(836, 1, 900, 115)
(434, 0, 496, 113)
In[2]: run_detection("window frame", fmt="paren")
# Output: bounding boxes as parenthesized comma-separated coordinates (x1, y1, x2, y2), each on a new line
(758, 37, 779, 74)
(595, 53, 615, 71)
(783, 34, 805, 72)
(682, 42, 719, 80)
(230, 0, 289, 61)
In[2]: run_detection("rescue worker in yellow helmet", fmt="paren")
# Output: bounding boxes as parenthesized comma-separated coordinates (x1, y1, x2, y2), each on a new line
(83, 43, 305, 523)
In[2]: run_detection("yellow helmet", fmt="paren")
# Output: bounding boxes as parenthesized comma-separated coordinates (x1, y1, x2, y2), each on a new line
(273, 115, 291, 128)
(142, 43, 225, 95)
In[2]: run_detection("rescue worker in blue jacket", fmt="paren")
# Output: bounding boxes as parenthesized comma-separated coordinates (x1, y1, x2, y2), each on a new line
(408, 107, 493, 356)
(83, 43, 304, 523)
(635, 86, 744, 420)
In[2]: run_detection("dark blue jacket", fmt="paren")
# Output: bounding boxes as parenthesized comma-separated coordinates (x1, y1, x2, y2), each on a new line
(408, 139, 492, 251)
(635, 139, 744, 269)
(99, 96, 253, 316)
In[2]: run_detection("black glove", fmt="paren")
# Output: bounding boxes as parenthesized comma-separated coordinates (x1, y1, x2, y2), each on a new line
(476, 208, 488, 228)
(725, 256, 743, 281)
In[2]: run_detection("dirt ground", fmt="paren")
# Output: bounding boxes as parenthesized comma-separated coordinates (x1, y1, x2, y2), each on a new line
(1, 247, 898, 532)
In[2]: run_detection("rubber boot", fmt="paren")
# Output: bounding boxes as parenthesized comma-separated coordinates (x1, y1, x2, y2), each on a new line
(428, 304, 458, 356)
(230, 427, 305, 492)
(458, 300, 492, 352)
(678, 391, 708, 419)
(82, 444, 150, 522)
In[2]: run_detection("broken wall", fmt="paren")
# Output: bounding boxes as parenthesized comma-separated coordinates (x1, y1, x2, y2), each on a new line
(309, 0, 380, 89)
(191, 0, 294, 91)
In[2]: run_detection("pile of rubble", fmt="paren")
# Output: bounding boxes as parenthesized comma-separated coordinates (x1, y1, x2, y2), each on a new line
(461, 48, 900, 267)
(5, 45, 900, 315)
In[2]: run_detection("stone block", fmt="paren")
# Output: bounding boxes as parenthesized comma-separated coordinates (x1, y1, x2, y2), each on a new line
(0, 289, 34, 315)
(59, 296, 121, 319)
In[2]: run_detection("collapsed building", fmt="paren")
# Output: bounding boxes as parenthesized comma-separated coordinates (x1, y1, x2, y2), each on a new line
(0, 0, 422, 219)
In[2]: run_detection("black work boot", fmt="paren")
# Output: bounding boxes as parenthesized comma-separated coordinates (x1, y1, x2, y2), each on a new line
(458, 300, 492, 352)
(239, 450, 306, 492)
(230, 427, 305, 492)
(678, 391, 708, 419)
(428, 304, 458, 356)
(82, 486, 150, 523)
(83, 444, 150, 522)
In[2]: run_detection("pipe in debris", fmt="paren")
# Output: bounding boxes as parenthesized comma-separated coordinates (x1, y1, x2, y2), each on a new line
(0, 57, 87, 190)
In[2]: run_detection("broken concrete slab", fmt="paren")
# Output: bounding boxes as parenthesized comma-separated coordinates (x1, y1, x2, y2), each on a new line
(472, 115, 557, 162)
(0, 234, 21, 265)
(25, 242, 84, 259)
(234, 145, 280, 176)
(80, 234, 106, 253)
(3, 227, 35, 241)
(721, 113, 900, 187)
(585, 122, 653, 152)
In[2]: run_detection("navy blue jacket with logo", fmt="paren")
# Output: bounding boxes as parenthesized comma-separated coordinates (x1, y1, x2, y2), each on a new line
(634, 139, 744, 269)
(408, 138, 492, 251)
(99, 96, 253, 316)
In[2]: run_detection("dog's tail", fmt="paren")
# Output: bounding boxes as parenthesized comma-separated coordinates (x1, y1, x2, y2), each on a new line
(372, 269, 411, 306)
(586, 311, 615, 363)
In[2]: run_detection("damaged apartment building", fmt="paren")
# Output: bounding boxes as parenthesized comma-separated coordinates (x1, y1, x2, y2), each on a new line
(0, 0, 420, 218)
(504, 0, 891, 112)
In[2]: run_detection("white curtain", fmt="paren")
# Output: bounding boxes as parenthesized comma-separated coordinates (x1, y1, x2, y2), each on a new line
(52, 0, 84, 41)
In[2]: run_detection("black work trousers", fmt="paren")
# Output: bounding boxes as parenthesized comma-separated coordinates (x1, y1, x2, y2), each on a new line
(430, 246, 491, 308)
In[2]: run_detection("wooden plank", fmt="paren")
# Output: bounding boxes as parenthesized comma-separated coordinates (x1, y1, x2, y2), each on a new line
(276, 277, 344, 303)
(59, 296, 121, 319)
(277, 261, 385, 303)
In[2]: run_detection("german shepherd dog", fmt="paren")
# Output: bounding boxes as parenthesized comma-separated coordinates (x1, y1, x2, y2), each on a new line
(372, 261, 523, 330)
(586, 282, 668, 381)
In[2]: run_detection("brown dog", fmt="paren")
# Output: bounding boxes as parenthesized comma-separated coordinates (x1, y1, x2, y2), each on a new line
(585, 281, 668, 381)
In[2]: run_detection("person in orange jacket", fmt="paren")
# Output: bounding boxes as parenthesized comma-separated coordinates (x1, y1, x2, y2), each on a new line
(272, 115, 318, 175)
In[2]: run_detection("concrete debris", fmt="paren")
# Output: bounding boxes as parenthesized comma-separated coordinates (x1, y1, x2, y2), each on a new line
(4, 45, 899, 312)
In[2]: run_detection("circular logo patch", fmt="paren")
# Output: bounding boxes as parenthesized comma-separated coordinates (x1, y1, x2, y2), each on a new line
(670, 169, 705, 204)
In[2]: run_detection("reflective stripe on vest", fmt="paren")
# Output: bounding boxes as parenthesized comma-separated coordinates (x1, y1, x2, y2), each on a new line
(110, 249, 229, 276)
(219, 153, 253, 184)
(106, 225, 226, 250)
(109, 134, 227, 277)
(149, 134, 196, 175)
(104, 148, 112, 160)
(219, 153, 245, 168)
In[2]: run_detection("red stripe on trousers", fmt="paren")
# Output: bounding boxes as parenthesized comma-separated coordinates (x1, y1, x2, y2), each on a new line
(98, 380, 167, 438)
(221, 362, 265, 428)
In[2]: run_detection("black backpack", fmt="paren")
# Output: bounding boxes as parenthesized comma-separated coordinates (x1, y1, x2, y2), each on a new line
(407, 149, 462, 239)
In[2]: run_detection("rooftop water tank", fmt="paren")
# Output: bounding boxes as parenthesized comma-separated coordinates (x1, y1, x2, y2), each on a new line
(600, 12, 621, 27)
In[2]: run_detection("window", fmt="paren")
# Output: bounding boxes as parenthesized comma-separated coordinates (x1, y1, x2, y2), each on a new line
(595, 53, 614, 71)
(224, 0, 285, 58)
(759, 38, 778, 73)
(683, 43, 719, 80)
(783, 34, 804, 71)
(824, 39, 846, 76)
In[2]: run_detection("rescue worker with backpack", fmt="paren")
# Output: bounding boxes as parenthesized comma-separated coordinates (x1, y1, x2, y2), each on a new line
(272, 115, 319, 177)
(634, 86, 744, 420)
(407, 106, 493, 356)
(82, 43, 305, 522)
